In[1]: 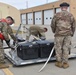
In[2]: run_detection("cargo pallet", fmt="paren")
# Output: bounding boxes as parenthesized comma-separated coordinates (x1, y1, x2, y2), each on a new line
(4, 48, 76, 66)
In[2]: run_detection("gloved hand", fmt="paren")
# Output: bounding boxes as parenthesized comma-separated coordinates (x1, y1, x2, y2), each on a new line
(10, 45, 15, 50)
(5, 40, 15, 49)
(5, 40, 10, 47)
(71, 34, 74, 37)
(40, 37, 46, 40)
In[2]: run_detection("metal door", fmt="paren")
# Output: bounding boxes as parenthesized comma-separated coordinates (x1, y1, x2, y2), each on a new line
(44, 9, 54, 25)
(27, 13, 33, 24)
(21, 14, 26, 24)
(35, 11, 42, 25)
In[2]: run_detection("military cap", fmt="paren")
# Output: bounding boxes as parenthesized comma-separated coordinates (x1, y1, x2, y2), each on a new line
(60, 2, 70, 7)
(6, 16, 15, 23)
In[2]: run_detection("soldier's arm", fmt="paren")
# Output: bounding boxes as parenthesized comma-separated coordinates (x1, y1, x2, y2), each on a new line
(26, 30, 31, 40)
(51, 15, 56, 33)
(7, 26, 17, 41)
(71, 16, 76, 36)
(2, 22, 10, 41)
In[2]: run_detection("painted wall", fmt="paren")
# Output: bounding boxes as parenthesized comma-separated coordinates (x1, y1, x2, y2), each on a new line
(0, 2, 20, 26)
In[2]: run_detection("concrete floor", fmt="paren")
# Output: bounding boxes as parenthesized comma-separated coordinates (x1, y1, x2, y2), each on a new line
(0, 25, 76, 75)
(9, 59, 76, 75)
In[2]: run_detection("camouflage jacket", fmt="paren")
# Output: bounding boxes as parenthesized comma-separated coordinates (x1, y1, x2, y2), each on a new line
(0, 22, 10, 41)
(7, 25, 17, 41)
(29, 25, 45, 37)
(0, 22, 16, 41)
(26, 26, 45, 40)
(51, 10, 76, 36)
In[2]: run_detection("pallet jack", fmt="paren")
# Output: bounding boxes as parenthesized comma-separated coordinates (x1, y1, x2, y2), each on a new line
(4, 24, 76, 68)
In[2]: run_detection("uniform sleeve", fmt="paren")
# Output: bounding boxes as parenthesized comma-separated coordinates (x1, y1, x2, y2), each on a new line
(26, 29, 31, 40)
(1, 23, 10, 41)
(51, 15, 56, 33)
(71, 15, 76, 36)
(7, 26, 17, 41)
(40, 32, 45, 38)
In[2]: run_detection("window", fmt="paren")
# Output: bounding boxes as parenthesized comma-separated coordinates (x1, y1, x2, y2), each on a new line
(21, 14, 26, 24)
(36, 18, 38, 20)
(46, 17, 48, 20)
(50, 17, 52, 19)
(39, 18, 41, 20)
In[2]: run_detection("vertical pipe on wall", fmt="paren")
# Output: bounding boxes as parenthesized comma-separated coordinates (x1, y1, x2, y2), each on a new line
(42, 10, 44, 25)
(33, 12, 35, 25)
(26, 13, 28, 25)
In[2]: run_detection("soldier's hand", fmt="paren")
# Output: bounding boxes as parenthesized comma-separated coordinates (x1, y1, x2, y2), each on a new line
(10, 45, 15, 50)
(71, 34, 73, 37)
(5, 40, 10, 47)
(40, 37, 46, 40)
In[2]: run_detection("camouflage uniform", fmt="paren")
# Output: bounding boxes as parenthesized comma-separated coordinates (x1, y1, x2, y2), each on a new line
(26, 25, 46, 40)
(7, 25, 17, 41)
(0, 22, 16, 63)
(0, 22, 9, 63)
(51, 10, 75, 63)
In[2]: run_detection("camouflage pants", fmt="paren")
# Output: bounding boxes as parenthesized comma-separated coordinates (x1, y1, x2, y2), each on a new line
(0, 39, 5, 63)
(54, 36, 71, 63)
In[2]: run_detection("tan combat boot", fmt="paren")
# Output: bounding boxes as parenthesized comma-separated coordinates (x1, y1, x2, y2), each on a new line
(0, 63, 9, 69)
(63, 63, 69, 69)
(55, 62, 62, 68)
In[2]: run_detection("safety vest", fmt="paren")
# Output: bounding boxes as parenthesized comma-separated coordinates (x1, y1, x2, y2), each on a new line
(0, 19, 7, 40)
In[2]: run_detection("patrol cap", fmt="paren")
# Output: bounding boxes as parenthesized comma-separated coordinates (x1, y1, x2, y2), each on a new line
(6, 16, 15, 23)
(60, 2, 70, 7)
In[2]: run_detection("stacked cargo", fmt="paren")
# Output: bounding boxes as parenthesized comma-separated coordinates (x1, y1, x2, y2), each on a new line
(17, 40, 55, 60)
(36, 40, 55, 58)
(17, 42, 39, 60)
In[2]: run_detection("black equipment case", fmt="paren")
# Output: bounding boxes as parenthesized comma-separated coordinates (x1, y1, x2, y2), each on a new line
(36, 40, 55, 58)
(17, 36, 25, 42)
(17, 42, 39, 60)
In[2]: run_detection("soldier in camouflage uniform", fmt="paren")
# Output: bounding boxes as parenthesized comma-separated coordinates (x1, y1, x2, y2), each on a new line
(0, 16, 17, 69)
(51, 2, 75, 68)
(26, 25, 47, 40)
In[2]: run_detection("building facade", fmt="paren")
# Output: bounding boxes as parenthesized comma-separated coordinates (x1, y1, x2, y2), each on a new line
(20, 0, 76, 25)
(0, 2, 20, 26)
